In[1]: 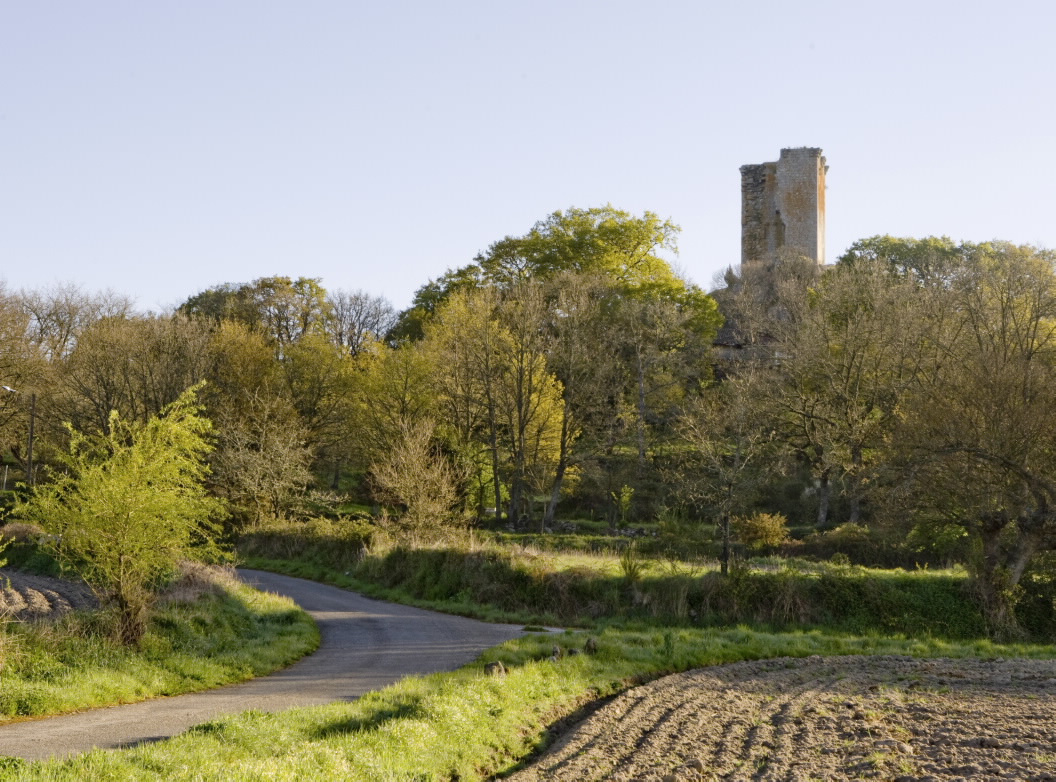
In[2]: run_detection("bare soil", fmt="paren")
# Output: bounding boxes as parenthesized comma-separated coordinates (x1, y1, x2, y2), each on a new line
(0, 568, 96, 619)
(507, 655, 1056, 781)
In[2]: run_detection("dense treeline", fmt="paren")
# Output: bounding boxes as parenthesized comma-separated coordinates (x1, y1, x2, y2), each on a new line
(2, 207, 1056, 633)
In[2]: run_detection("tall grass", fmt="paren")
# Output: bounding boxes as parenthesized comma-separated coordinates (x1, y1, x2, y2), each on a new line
(240, 520, 998, 640)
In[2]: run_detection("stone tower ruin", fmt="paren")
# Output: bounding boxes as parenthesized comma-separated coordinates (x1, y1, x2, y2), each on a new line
(740, 147, 827, 266)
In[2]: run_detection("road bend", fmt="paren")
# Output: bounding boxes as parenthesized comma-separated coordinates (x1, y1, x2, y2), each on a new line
(0, 569, 526, 761)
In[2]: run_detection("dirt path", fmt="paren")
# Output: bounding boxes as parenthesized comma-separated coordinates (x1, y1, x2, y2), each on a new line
(0, 569, 525, 761)
(506, 655, 1056, 781)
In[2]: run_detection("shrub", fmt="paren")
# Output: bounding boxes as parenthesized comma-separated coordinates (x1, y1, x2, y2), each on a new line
(731, 512, 789, 552)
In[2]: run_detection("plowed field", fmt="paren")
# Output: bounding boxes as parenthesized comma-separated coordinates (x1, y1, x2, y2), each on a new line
(507, 655, 1056, 781)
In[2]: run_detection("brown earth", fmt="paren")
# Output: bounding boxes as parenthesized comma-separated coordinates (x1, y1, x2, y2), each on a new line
(506, 655, 1056, 782)
(0, 568, 97, 619)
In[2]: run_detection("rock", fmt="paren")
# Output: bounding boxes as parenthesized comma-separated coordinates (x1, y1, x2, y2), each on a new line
(685, 756, 705, 770)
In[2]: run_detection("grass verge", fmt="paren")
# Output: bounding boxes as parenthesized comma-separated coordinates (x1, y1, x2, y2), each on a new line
(240, 543, 988, 640)
(9, 625, 1055, 780)
(0, 567, 318, 721)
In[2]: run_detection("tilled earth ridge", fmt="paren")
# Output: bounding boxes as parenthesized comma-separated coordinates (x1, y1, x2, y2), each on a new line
(0, 569, 97, 619)
(505, 655, 1056, 781)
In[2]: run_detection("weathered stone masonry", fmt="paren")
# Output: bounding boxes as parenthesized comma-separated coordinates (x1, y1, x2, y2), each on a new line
(740, 147, 827, 266)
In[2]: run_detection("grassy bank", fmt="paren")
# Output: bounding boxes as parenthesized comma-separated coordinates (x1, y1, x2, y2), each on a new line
(0, 567, 318, 720)
(11, 626, 1055, 780)
(239, 520, 994, 640)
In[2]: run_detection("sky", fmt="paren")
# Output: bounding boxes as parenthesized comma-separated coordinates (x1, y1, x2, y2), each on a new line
(2, 1, 1054, 314)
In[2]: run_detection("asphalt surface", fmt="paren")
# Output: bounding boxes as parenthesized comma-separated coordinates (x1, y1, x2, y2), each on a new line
(0, 569, 527, 761)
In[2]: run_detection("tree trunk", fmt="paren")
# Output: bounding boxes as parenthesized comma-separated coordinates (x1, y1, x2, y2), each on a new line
(848, 446, 863, 524)
(974, 514, 1025, 638)
(485, 389, 503, 522)
(635, 348, 648, 475)
(720, 511, 731, 576)
(543, 408, 573, 530)
(815, 469, 831, 528)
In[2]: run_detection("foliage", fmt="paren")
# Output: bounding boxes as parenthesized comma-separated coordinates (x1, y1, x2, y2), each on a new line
(370, 418, 466, 533)
(15, 386, 227, 645)
(731, 511, 790, 551)
(240, 531, 1010, 640)
(880, 240, 1056, 634)
(238, 515, 376, 570)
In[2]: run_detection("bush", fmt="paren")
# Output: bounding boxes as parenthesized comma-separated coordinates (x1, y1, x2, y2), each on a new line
(731, 512, 789, 552)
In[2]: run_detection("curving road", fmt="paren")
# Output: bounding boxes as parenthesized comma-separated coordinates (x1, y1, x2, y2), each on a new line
(0, 569, 527, 761)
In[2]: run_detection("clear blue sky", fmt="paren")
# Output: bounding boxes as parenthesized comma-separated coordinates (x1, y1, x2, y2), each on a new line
(2, 1, 1053, 313)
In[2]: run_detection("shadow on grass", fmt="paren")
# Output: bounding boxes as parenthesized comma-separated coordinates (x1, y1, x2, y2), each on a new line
(312, 693, 427, 738)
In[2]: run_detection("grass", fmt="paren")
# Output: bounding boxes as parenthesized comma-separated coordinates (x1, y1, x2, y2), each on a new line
(0, 566, 318, 721)
(8, 625, 1055, 780)
(3, 520, 1053, 778)
(240, 527, 993, 641)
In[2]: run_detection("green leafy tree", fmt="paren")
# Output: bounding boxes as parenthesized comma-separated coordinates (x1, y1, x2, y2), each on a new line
(764, 258, 925, 526)
(391, 205, 704, 340)
(890, 241, 1056, 633)
(17, 386, 226, 645)
(179, 276, 331, 347)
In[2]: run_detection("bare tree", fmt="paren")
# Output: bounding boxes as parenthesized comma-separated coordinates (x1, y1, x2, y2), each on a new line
(370, 418, 465, 535)
(328, 289, 396, 356)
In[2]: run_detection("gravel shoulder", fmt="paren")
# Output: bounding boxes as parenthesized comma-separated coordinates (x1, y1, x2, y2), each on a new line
(506, 655, 1056, 781)
(0, 569, 526, 761)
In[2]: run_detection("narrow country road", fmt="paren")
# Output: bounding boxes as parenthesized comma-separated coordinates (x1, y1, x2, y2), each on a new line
(0, 569, 527, 761)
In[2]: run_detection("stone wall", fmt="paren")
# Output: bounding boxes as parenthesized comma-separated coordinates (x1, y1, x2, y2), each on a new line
(740, 147, 826, 266)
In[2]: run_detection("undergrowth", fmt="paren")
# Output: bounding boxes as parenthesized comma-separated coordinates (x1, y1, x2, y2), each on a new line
(239, 519, 996, 640)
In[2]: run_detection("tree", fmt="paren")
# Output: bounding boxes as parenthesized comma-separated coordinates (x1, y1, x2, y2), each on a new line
(477, 205, 683, 292)
(59, 314, 213, 435)
(673, 377, 778, 574)
(492, 284, 566, 524)
(890, 241, 1056, 633)
(392, 205, 697, 341)
(327, 289, 397, 357)
(370, 418, 465, 534)
(201, 321, 315, 523)
(179, 276, 331, 347)
(209, 391, 314, 527)
(17, 386, 226, 645)
(613, 289, 720, 476)
(0, 284, 34, 447)
(16, 284, 133, 361)
(534, 273, 624, 526)
(764, 258, 926, 527)
(424, 286, 565, 524)
(349, 339, 440, 475)
(420, 288, 503, 517)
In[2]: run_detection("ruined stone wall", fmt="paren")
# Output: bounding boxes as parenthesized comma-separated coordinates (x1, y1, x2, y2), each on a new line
(740, 147, 826, 266)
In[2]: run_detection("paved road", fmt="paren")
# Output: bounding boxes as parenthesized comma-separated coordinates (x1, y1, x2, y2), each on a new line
(0, 569, 526, 761)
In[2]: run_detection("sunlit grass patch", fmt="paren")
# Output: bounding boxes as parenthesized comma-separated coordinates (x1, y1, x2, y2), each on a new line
(0, 571, 317, 721)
